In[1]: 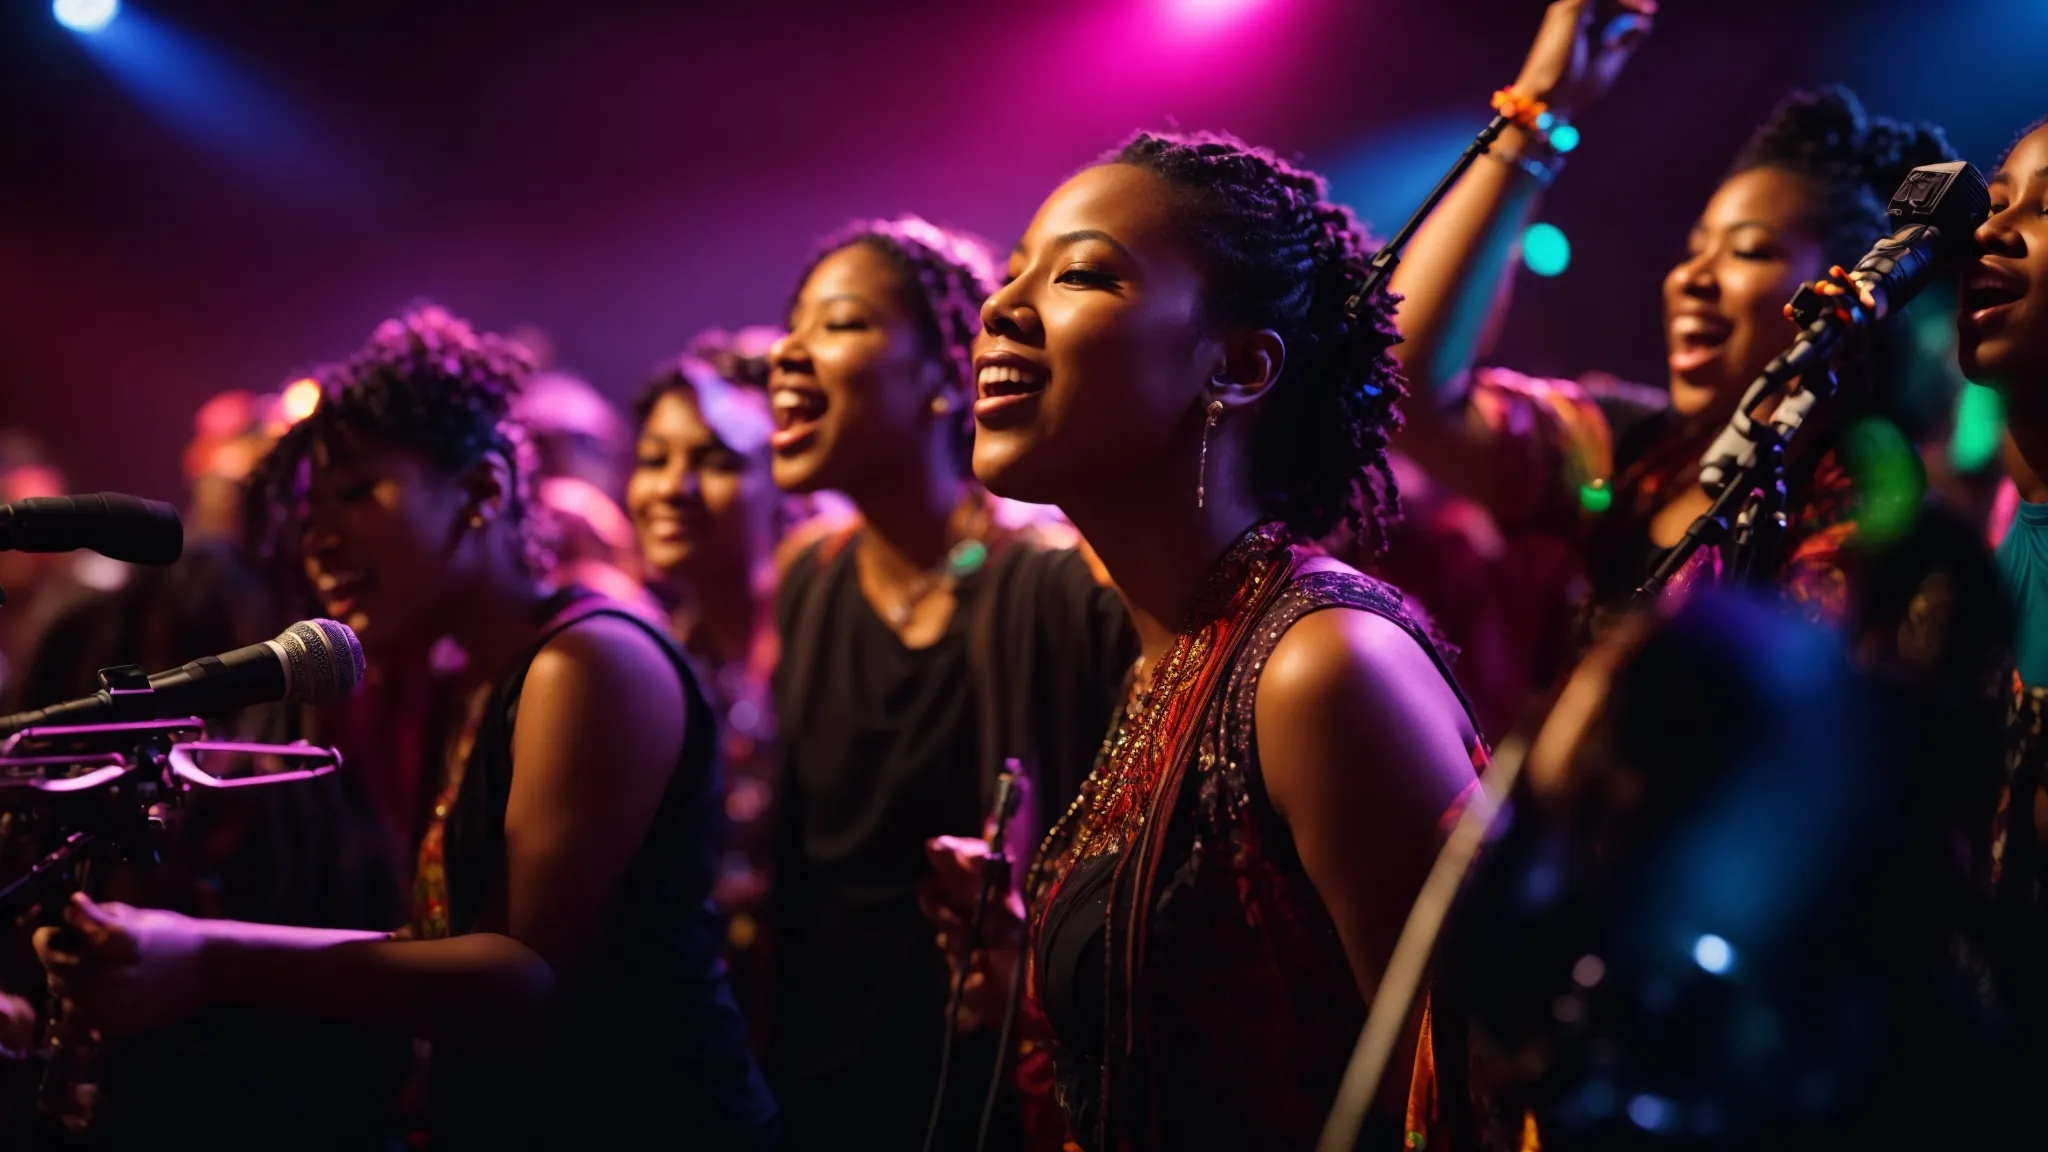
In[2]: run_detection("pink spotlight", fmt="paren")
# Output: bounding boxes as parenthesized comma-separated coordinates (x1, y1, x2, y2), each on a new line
(1170, 0, 1265, 27)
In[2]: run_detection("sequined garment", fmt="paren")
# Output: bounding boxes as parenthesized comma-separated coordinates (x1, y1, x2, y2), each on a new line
(1027, 524, 1485, 1151)
(1991, 670, 2048, 907)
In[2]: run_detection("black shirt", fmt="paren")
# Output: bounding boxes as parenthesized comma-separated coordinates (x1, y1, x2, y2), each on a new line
(771, 535, 1131, 1152)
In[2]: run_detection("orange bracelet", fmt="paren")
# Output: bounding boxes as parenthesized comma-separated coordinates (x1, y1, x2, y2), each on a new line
(1491, 87, 1550, 132)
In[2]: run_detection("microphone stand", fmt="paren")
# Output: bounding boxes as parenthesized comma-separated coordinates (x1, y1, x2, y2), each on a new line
(0, 713, 341, 1150)
(1632, 274, 1861, 606)
(1348, 113, 1514, 309)
(922, 765, 1023, 1152)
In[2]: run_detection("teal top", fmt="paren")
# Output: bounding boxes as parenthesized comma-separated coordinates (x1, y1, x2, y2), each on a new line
(1999, 499, 2048, 688)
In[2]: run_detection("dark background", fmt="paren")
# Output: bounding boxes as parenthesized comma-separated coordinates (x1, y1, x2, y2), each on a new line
(2, 0, 2039, 501)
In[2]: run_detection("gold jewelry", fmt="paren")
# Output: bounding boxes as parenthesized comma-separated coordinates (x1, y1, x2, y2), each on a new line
(1196, 400, 1224, 508)
(468, 513, 486, 530)
(930, 394, 953, 416)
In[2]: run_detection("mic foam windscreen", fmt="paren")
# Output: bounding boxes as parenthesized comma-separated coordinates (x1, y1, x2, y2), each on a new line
(278, 619, 366, 704)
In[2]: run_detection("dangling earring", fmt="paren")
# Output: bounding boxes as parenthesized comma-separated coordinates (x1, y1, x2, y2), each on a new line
(1196, 400, 1223, 509)
(930, 394, 953, 416)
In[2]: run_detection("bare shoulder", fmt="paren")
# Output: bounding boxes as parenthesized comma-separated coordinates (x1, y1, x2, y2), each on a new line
(1255, 580, 1476, 822)
(521, 613, 686, 738)
(1259, 603, 1454, 726)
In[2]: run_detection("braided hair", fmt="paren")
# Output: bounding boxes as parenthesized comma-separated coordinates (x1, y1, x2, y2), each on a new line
(245, 305, 551, 602)
(1110, 130, 1407, 547)
(790, 216, 997, 475)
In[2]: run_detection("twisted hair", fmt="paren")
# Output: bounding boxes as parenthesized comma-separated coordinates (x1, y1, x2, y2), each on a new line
(791, 216, 996, 475)
(245, 304, 551, 598)
(1110, 130, 1406, 546)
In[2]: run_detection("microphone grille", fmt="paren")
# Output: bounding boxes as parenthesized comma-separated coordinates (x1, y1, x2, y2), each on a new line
(278, 618, 367, 704)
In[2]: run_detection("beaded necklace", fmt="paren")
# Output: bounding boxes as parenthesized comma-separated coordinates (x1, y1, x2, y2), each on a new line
(1023, 521, 1295, 1149)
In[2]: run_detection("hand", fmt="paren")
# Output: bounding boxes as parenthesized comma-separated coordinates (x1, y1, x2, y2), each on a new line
(0, 991, 36, 1060)
(1511, 0, 1656, 122)
(922, 836, 1027, 1035)
(32, 893, 214, 1039)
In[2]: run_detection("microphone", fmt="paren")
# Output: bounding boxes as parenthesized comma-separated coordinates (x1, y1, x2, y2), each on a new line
(0, 619, 365, 735)
(0, 493, 183, 565)
(1699, 161, 1990, 493)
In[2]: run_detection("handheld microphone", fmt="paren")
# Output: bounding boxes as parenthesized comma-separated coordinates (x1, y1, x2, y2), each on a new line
(1698, 161, 1990, 493)
(0, 619, 365, 735)
(0, 493, 183, 566)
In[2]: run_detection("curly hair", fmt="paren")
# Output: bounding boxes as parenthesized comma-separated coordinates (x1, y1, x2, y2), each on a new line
(1109, 130, 1407, 546)
(789, 216, 997, 475)
(245, 304, 551, 599)
(1730, 85, 1957, 276)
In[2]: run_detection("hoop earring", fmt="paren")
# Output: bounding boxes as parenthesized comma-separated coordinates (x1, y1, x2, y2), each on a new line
(1196, 400, 1223, 509)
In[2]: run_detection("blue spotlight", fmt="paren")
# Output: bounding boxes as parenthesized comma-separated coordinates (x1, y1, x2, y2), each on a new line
(54, 0, 119, 33)
(1693, 933, 1735, 975)
(1522, 223, 1571, 277)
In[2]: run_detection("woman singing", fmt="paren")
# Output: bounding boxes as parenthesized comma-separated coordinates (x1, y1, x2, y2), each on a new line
(765, 218, 1130, 1151)
(1390, 0, 1953, 666)
(941, 131, 1487, 1150)
(1966, 118, 2048, 910)
(625, 331, 797, 1041)
(33, 306, 778, 1150)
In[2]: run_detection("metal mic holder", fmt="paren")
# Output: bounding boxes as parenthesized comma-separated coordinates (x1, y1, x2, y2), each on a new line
(1632, 286, 1852, 608)
(0, 705, 341, 1149)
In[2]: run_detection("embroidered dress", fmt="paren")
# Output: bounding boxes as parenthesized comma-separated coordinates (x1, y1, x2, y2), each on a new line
(1028, 524, 1488, 1151)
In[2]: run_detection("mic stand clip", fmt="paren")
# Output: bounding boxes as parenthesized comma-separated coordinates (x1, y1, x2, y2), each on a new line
(1631, 363, 1839, 607)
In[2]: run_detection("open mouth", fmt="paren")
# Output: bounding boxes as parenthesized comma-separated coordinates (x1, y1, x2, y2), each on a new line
(973, 356, 1049, 427)
(1668, 314, 1733, 375)
(313, 570, 367, 620)
(1961, 266, 2026, 326)
(769, 385, 828, 453)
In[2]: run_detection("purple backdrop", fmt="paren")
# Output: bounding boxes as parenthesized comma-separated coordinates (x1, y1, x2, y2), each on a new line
(1, 0, 2035, 501)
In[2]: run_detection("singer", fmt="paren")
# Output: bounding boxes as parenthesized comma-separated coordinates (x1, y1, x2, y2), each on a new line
(1965, 117, 2048, 912)
(625, 329, 799, 1044)
(32, 306, 778, 1150)
(764, 218, 1130, 1152)
(938, 130, 1486, 1151)
(1388, 0, 1954, 665)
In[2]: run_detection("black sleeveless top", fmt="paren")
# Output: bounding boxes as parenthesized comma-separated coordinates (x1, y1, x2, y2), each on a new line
(436, 587, 779, 1150)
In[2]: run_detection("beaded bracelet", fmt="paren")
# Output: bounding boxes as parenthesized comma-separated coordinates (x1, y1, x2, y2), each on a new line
(1491, 86, 1549, 131)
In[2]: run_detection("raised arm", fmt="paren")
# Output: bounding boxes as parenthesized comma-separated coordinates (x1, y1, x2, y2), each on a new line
(38, 614, 687, 1050)
(1389, 0, 1652, 513)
